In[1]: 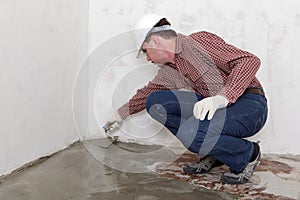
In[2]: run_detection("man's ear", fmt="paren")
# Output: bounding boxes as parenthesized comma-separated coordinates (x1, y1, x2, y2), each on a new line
(150, 35, 160, 45)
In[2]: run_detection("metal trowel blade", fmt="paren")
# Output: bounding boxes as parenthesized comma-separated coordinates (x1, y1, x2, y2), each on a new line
(98, 136, 118, 149)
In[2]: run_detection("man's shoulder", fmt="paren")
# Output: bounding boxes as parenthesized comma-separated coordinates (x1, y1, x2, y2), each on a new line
(190, 30, 217, 36)
(189, 31, 225, 43)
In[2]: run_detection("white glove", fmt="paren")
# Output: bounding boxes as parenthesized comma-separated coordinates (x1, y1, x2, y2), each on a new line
(193, 95, 229, 121)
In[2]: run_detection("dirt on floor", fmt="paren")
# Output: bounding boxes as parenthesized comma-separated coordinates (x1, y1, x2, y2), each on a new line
(154, 152, 298, 200)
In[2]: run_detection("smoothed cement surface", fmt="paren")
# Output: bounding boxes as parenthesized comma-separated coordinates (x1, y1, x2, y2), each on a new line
(0, 140, 236, 200)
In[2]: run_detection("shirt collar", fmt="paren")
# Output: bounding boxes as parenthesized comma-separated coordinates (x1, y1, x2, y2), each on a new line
(166, 33, 186, 69)
(175, 33, 185, 54)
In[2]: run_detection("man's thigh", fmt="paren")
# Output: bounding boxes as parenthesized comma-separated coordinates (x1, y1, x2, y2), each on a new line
(176, 93, 268, 143)
(146, 90, 203, 119)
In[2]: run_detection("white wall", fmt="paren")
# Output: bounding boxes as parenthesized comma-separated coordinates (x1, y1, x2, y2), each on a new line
(88, 0, 300, 154)
(0, 0, 89, 175)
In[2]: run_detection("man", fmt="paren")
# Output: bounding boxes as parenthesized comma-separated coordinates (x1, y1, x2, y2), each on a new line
(116, 14, 268, 184)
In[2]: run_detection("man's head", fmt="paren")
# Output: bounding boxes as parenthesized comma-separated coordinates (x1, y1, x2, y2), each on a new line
(135, 14, 177, 65)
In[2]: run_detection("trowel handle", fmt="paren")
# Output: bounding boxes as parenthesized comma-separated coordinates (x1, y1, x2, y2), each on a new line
(103, 120, 122, 134)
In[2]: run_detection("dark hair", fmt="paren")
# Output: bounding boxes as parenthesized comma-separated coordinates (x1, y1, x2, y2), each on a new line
(154, 18, 171, 27)
(145, 18, 177, 42)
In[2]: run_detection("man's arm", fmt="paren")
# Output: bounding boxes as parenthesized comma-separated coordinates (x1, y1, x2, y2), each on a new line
(190, 32, 261, 120)
(221, 56, 261, 103)
(191, 31, 261, 103)
(117, 65, 188, 119)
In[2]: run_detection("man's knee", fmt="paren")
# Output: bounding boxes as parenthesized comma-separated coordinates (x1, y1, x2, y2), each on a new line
(146, 92, 157, 113)
(145, 93, 168, 125)
(145, 90, 168, 112)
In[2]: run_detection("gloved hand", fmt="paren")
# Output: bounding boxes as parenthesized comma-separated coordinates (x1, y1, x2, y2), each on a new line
(193, 95, 229, 121)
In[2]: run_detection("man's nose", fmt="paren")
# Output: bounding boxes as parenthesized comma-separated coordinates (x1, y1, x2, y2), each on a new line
(146, 54, 151, 61)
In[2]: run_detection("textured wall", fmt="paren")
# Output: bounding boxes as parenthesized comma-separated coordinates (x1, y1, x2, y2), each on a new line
(0, 0, 89, 175)
(89, 0, 300, 154)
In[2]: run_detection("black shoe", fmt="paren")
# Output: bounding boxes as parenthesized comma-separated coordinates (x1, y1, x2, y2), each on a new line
(183, 156, 224, 175)
(221, 142, 261, 184)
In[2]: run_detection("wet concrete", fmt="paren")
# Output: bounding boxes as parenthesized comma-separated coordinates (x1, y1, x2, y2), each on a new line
(0, 140, 236, 200)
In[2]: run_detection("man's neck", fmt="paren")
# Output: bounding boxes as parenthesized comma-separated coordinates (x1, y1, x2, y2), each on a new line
(163, 37, 177, 64)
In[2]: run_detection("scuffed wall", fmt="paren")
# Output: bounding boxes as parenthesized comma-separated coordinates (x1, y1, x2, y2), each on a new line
(0, 0, 89, 175)
(88, 0, 300, 154)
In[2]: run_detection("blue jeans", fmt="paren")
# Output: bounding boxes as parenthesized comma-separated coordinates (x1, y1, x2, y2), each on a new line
(145, 90, 268, 172)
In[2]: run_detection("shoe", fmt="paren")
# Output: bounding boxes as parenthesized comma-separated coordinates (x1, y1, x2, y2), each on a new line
(183, 156, 224, 175)
(221, 142, 261, 184)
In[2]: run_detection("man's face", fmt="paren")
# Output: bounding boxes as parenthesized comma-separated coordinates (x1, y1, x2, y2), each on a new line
(141, 37, 169, 65)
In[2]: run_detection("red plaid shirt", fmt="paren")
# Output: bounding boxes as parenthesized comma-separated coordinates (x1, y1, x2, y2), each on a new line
(118, 31, 262, 119)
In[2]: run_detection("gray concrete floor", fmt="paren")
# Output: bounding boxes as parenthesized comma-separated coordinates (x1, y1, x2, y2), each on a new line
(0, 140, 236, 200)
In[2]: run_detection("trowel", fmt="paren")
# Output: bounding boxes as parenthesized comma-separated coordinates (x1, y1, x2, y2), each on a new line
(98, 120, 122, 149)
